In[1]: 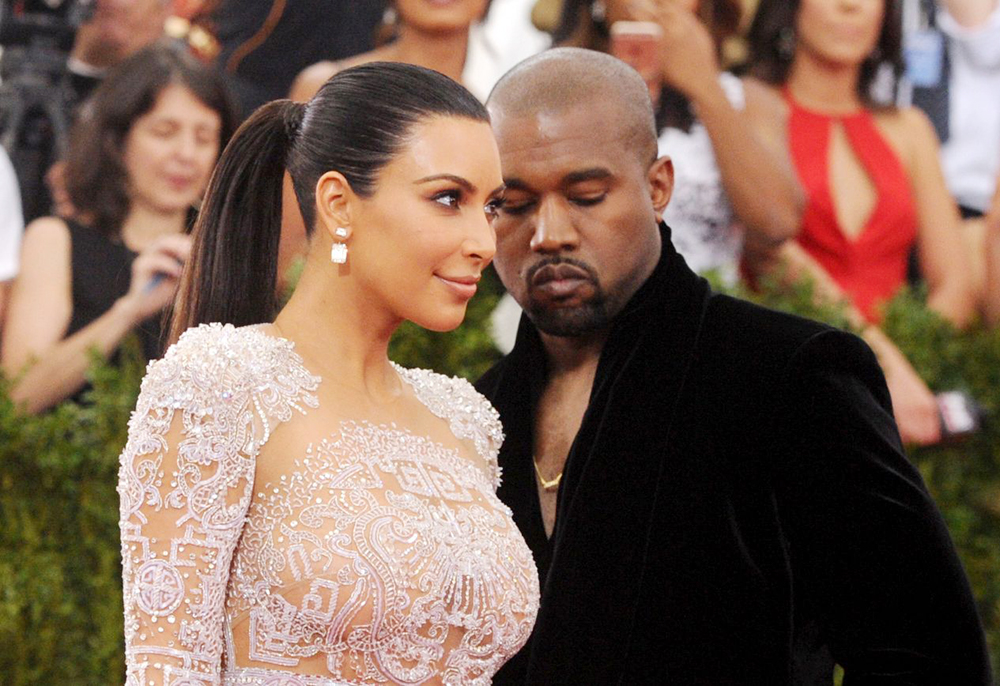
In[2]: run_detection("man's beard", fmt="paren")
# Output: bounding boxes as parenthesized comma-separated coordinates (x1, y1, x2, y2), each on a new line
(522, 257, 613, 337)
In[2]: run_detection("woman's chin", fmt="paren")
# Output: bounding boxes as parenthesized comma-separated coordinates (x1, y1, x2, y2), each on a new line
(411, 305, 468, 333)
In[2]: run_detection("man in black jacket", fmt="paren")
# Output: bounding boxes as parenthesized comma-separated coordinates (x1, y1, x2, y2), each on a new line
(476, 48, 991, 685)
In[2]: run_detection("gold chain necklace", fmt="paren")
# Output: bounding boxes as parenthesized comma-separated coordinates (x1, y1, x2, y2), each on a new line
(533, 458, 562, 491)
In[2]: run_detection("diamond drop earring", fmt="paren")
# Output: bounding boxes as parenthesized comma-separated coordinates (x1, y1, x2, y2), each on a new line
(330, 243, 348, 264)
(331, 227, 349, 264)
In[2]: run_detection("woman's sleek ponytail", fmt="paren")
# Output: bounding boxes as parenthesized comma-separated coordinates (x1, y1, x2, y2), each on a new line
(170, 100, 304, 343)
(170, 62, 488, 343)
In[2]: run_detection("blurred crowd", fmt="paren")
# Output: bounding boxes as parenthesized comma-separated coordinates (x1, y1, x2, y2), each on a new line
(0, 0, 998, 446)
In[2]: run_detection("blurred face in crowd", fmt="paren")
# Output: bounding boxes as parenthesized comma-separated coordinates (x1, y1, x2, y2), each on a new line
(395, 0, 490, 33)
(795, 0, 885, 68)
(334, 116, 502, 332)
(489, 99, 672, 337)
(122, 83, 222, 215)
(74, 0, 170, 67)
(604, 0, 700, 26)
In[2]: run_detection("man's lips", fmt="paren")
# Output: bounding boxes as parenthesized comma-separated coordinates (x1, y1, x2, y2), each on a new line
(529, 263, 593, 298)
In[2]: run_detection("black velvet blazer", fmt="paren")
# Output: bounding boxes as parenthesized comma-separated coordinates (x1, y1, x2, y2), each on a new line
(476, 227, 991, 685)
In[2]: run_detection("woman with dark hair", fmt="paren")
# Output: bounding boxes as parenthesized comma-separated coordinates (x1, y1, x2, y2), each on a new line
(1, 43, 238, 414)
(746, 0, 976, 445)
(117, 62, 539, 684)
(290, 0, 549, 104)
(552, 0, 804, 282)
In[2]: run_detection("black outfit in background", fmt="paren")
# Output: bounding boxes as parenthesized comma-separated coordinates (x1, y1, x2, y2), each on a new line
(477, 224, 992, 684)
(65, 218, 165, 381)
(8, 67, 101, 224)
(211, 0, 386, 118)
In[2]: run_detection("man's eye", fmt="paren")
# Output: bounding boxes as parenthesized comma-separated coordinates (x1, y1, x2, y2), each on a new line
(432, 190, 461, 209)
(571, 194, 606, 207)
(499, 199, 534, 216)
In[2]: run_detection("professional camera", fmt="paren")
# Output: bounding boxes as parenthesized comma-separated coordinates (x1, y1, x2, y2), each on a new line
(0, 0, 95, 221)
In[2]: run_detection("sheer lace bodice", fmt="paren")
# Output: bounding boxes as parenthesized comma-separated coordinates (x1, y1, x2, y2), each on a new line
(118, 324, 539, 685)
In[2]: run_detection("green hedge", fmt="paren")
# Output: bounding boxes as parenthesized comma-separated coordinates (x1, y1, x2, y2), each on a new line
(1, 271, 997, 683)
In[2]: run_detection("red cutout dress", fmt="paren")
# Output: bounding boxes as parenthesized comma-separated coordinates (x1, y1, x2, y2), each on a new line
(787, 95, 917, 322)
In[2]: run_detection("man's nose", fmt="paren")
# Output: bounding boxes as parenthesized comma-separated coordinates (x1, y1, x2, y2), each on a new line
(530, 197, 579, 253)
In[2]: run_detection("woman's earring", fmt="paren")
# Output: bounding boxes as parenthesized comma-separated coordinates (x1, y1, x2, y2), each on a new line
(331, 227, 349, 264)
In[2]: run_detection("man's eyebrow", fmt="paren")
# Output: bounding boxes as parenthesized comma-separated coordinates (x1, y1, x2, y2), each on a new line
(563, 168, 613, 184)
(502, 168, 613, 191)
(413, 174, 475, 192)
(502, 177, 532, 191)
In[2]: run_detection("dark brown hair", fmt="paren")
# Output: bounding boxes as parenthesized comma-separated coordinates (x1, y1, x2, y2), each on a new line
(169, 62, 490, 343)
(63, 42, 239, 238)
(746, 0, 903, 107)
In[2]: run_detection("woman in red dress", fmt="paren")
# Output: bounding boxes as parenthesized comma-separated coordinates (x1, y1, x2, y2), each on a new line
(746, 0, 976, 446)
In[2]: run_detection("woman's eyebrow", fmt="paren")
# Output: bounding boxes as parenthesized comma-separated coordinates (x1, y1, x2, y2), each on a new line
(413, 174, 475, 192)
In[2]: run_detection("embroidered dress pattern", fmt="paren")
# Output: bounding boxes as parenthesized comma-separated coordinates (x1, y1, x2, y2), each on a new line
(118, 324, 539, 685)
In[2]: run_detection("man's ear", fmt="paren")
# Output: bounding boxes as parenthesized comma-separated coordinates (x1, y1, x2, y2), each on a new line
(314, 170, 355, 242)
(648, 156, 674, 223)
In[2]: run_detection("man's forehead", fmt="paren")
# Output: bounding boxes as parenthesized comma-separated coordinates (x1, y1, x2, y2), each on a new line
(492, 106, 643, 186)
(494, 101, 628, 140)
(494, 105, 636, 160)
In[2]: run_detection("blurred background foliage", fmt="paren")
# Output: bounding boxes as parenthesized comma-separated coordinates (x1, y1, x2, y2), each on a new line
(1, 270, 997, 683)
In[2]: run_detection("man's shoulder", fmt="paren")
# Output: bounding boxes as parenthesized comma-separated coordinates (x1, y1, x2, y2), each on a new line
(705, 292, 833, 346)
(694, 293, 879, 394)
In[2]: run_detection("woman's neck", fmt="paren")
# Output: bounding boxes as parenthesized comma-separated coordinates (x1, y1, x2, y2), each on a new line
(273, 247, 403, 404)
(387, 23, 471, 84)
(786, 51, 865, 115)
(119, 204, 188, 252)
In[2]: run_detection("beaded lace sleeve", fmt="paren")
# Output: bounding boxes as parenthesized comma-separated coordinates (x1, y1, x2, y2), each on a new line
(117, 324, 318, 685)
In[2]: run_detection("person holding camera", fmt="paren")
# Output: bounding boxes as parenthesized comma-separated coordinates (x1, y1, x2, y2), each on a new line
(551, 0, 804, 283)
(0, 44, 238, 414)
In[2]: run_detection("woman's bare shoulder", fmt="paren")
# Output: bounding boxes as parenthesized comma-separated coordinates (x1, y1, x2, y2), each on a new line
(23, 215, 70, 244)
(872, 105, 941, 169)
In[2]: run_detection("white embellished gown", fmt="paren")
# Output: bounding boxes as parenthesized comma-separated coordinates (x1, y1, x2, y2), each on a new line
(117, 324, 540, 685)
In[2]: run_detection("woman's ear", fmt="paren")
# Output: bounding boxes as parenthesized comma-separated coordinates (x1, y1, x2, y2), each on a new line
(648, 155, 674, 222)
(314, 171, 355, 242)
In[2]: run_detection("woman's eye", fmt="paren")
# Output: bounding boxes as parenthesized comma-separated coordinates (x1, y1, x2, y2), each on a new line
(485, 198, 504, 218)
(432, 190, 461, 209)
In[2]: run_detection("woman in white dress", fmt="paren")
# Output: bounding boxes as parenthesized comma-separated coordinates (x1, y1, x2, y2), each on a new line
(117, 62, 539, 685)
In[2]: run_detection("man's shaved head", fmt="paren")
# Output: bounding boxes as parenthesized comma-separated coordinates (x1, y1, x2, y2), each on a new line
(487, 48, 658, 163)
(485, 47, 674, 339)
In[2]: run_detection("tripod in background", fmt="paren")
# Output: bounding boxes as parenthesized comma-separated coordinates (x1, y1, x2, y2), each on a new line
(0, 1, 93, 222)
